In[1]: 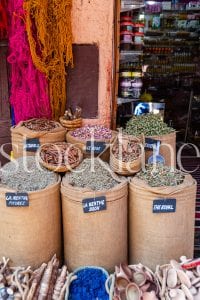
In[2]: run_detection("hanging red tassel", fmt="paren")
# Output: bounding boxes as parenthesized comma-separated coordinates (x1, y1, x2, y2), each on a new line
(0, 0, 8, 39)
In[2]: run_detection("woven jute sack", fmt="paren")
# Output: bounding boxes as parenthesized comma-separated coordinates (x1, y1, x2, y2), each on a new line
(145, 131, 176, 167)
(110, 135, 144, 176)
(61, 177, 128, 272)
(129, 174, 196, 271)
(0, 177, 62, 268)
(66, 130, 117, 162)
(11, 120, 66, 159)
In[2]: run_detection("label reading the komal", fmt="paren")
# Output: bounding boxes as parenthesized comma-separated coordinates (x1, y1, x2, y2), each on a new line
(82, 196, 106, 213)
(6, 193, 29, 207)
(24, 138, 40, 152)
(153, 199, 176, 213)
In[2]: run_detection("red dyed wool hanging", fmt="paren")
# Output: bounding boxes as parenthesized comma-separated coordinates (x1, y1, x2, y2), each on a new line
(7, 0, 51, 124)
(0, 0, 7, 39)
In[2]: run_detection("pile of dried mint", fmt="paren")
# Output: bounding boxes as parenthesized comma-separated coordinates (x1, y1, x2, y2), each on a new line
(0, 157, 58, 192)
(64, 158, 120, 191)
(136, 164, 185, 187)
(124, 113, 175, 136)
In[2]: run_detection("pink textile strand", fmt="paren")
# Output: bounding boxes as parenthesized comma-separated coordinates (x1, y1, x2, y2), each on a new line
(7, 0, 51, 124)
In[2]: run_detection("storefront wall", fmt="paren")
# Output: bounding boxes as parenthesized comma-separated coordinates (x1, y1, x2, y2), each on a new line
(71, 0, 115, 127)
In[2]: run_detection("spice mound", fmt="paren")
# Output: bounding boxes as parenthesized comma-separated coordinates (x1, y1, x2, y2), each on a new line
(64, 158, 121, 191)
(71, 125, 112, 140)
(0, 157, 58, 191)
(112, 136, 142, 162)
(136, 164, 185, 187)
(39, 142, 82, 169)
(22, 118, 60, 131)
(69, 267, 108, 300)
(125, 113, 175, 136)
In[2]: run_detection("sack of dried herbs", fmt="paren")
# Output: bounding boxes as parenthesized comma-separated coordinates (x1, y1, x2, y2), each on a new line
(129, 164, 197, 270)
(124, 113, 176, 167)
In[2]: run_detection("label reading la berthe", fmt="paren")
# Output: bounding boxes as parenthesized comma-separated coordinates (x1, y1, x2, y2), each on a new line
(153, 198, 176, 213)
(24, 138, 40, 152)
(6, 193, 29, 207)
(82, 196, 106, 213)
(145, 138, 160, 150)
(86, 141, 106, 154)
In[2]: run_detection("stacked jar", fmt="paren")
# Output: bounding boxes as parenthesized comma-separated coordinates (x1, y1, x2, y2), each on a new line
(119, 67, 143, 99)
(132, 22, 144, 51)
(120, 16, 133, 51)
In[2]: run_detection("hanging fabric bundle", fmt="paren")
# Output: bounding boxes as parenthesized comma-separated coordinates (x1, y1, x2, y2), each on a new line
(7, 0, 51, 124)
(0, 0, 8, 39)
(23, 0, 73, 120)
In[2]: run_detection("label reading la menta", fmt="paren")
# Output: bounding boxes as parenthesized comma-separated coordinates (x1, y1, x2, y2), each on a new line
(86, 141, 106, 154)
(6, 193, 29, 207)
(153, 198, 176, 213)
(24, 138, 40, 152)
(82, 196, 106, 213)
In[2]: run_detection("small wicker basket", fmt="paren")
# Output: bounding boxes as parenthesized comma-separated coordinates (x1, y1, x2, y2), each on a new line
(59, 117, 82, 131)
(38, 142, 83, 173)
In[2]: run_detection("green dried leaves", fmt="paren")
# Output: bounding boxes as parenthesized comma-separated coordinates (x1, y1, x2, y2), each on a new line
(124, 113, 175, 136)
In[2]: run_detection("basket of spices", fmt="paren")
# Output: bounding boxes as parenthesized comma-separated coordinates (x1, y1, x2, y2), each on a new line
(59, 107, 82, 131)
(39, 142, 83, 173)
(129, 163, 197, 270)
(0, 157, 61, 268)
(11, 118, 66, 159)
(66, 125, 117, 161)
(61, 158, 128, 272)
(110, 135, 143, 175)
(124, 113, 176, 167)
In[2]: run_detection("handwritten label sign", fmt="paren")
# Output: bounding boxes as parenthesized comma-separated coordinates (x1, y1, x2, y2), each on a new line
(153, 198, 176, 213)
(24, 138, 40, 152)
(145, 138, 160, 150)
(86, 141, 106, 154)
(6, 193, 29, 207)
(82, 196, 106, 213)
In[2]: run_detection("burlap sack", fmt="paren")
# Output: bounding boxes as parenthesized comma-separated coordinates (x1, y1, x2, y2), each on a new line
(129, 174, 196, 270)
(61, 176, 128, 272)
(66, 130, 117, 162)
(0, 177, 62, 268)
(145, 132, 176, 167)
(11, 120, 66, 158)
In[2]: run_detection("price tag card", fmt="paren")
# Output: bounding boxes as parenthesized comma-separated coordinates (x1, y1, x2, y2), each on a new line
(153, 198, 176, 213)
(24, 138, 40, 152)
(82, 196, 106, 213)
(145, 138, 160, 150)
(86, 141, 106, 154)
(6, 193, 29, 207)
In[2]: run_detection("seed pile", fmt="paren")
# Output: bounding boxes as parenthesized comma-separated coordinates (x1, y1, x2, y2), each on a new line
(112, 137, 141, 162)
(125, 113, 175, 136)
(136, 164, 185, 187)
(22, 118, 60, 131)
(0, 255, 69, 300)
(0, 157, 58, 191)
(69, 268, 108, 300)
(64, 158, 120, 191)
(71, 125, 112, 140)
(40, 143, 82, 168)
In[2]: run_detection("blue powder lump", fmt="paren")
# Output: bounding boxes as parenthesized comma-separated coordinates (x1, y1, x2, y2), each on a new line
(68, 268, 109, 300)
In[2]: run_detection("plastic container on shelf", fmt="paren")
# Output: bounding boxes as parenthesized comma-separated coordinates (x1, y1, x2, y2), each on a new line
(120, 21, 133, 33)
(132, 22, 145, 34)
(120, 31, 133, 43)
(133, 32, 144, 50)
(120, 41, 133, 51)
